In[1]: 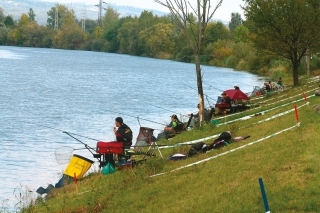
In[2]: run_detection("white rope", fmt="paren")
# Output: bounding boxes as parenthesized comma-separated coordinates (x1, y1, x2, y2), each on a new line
(238, 102, 308, 130)
(149, 123, 300, 178)
(158, 133, 221, 149)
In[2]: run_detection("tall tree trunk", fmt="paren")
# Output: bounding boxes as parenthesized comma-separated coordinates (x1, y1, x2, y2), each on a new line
(293, 59, 299, 86)
(195, 54, 204, 124)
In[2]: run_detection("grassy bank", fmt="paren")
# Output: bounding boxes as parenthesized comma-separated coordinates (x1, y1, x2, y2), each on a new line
(21, 75, 320, 213)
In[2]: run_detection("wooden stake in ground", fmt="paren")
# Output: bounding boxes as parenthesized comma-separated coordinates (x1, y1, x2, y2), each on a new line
(302, 92, 309, 106)
(294, 104, 299, 122)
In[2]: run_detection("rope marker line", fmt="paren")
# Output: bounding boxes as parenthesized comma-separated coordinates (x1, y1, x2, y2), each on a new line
(149, 123, 300, 178)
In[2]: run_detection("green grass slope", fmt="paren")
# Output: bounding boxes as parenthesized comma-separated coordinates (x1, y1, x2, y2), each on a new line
(24, 76, 320, 213)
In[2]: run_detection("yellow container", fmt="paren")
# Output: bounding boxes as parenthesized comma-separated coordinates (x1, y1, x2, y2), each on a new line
(63, 154, 94, 179)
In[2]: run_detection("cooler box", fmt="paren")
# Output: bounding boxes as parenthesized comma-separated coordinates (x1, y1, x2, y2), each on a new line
(63, 154, 94, 179)
(96, 141, 124, 154)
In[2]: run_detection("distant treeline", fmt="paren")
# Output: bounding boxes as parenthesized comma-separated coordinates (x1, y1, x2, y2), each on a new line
(0, 5, 319, 78)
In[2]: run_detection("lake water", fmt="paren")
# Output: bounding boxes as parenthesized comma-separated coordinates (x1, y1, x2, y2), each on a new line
(0, 46, 265, 210)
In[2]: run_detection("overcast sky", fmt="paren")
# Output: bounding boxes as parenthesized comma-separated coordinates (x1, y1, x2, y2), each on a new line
(44, 0, 245, 22)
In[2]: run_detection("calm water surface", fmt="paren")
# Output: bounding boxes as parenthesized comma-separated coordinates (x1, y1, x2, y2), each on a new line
(0, 46, 265, 209)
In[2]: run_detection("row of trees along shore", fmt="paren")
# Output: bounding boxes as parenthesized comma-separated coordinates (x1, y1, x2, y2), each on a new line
(1, 1, 320, 85)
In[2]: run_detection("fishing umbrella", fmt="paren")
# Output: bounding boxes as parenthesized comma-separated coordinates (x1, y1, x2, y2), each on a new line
(224, 89, 250, 100)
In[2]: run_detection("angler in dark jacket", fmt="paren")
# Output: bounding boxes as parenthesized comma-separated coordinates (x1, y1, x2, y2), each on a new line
(114, 117, 133, 148)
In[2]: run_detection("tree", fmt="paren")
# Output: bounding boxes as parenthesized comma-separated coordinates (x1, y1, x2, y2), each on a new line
(102, 7, 120, 34)
(85, 19, 98, 34)
(233, 24, 249, 43)
(0, 7, 5, 23)
(46, 4, 69, 29)
(18, 14, 30, 26)
(52, 10, 83, 49)
(4, 15, 14, 27)
(117, 19, 140, 54)
(21, 22, 46, 47)
(139, 10, 156, 30)
(93, 26, 103, 39)
(0, 26, 10, 45)
(11, 28, 23, 45)
(139, 23, 174, 57)
(243, 0, 320, 85)
(155, 0, 223, 124)
(102, 7, 120, 52)
(28, 8, 36, 22)
(205, 21, 230, 45)
(228, 12, 242, 37)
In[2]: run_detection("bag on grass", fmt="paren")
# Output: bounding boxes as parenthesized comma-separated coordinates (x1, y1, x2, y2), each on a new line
(187, 142, 209, 157)
(102, 162, 115, 175)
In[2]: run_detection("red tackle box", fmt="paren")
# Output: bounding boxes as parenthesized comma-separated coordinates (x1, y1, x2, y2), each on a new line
(96, 141, 124, 154)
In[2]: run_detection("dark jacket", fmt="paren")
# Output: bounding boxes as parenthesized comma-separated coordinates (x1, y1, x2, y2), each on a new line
(222, 96, 232, 105)
(115, 124, 133, 148)
(265, 84, 271, 92)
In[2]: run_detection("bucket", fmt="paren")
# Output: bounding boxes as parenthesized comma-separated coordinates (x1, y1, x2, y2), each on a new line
(63, 154, 94, 179)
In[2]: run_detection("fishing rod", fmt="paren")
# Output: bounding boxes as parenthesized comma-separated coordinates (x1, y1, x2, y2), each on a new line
(63, 132, 96, 154)
(182, 82, 217, 105)
(24, 120, 100, 142)
(202, 82, 224, 92)
(149, 103, 189, 119)
(23, 120, 100, 155)
(104, 108, 167, 126)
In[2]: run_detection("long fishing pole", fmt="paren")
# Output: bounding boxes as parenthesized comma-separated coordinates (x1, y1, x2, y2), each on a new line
(149, 103, 189, 119)
(202, 82, 224, 92)
(63, 132, 96, 154)
(23, 120, 100, 155)
(104, 109, 167, 126)
(182, 82, 217, 104)
(24, 120, 100, 142)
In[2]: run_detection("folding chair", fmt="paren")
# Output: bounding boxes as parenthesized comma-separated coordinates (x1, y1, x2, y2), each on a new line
(135, 127, 162, 158)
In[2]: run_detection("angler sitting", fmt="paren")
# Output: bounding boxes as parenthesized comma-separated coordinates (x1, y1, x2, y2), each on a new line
(156, 114, 184, 140)
(188, 104, 211, 127)
(114, 117, 133, 149)
(215, 92, 231, 115)
(264, 82, 272, 93)
(112, 117, 133, 166)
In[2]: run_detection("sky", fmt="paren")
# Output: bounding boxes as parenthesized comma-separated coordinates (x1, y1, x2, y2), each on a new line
(44, 0, 245, 22)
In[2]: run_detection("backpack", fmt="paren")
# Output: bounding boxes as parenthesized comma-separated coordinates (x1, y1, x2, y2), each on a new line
(173, 120, 184, 131)
(187, 142, 209, 157)
(210, 132, 232, 149)
(211, 140, 229, 149)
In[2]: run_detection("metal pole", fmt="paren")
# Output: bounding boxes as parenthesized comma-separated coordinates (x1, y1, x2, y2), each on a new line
(259, 178, 270, 213)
